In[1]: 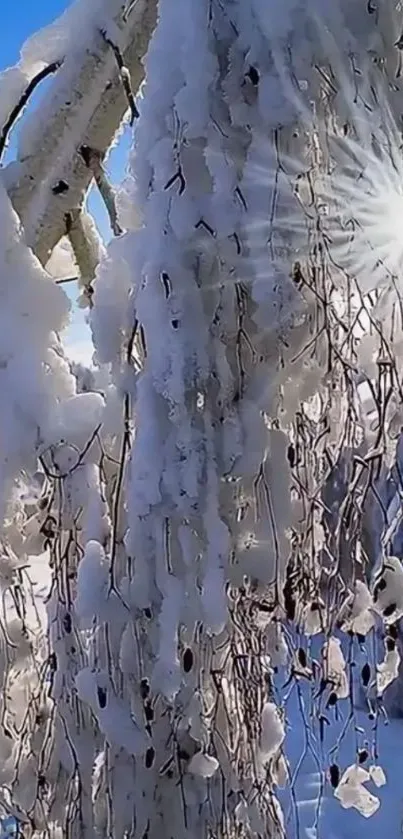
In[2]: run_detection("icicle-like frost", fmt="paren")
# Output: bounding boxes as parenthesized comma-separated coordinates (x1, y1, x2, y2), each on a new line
(87, 0, 306, 833)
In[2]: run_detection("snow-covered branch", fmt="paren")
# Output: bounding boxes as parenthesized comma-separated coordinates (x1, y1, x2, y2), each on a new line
(0, 61, 62, 162)
(2, 1, 403, 838)
(1, 0, 156, 264)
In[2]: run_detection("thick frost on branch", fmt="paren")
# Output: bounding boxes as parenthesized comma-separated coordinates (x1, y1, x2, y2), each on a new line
(0, 61, 62, 163)
(0, 183, 71, 518)
(1, 0, 157, 264)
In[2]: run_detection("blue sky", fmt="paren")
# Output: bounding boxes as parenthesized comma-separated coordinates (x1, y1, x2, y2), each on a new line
(1, 0, 132, 365)
(1, 0, 71, 68)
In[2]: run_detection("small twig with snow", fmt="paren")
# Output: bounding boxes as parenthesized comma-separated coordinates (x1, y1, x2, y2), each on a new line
(0, 61, 62, 162)
(40, 424, 102, 480)
(100, 29, 139, 125)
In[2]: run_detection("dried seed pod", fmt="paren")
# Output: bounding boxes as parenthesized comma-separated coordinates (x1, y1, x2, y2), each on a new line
(383, 603, 397, 618)
(97, 686, 107, 709)
(297, 648, 307, 668)
(182, 647, 194, 673)
(389, 623, 399, 640)
(246, 65, 260, 85)
(145, 747, 155, 768)
(329, 763, 340, 788)
(361, 663, 371, 687)
(386, 636, 396, 652)
(287, 444, 296, 468)
(372, 577, 387, 603)
(63, 613, 72, 634)
(140, 678, 150, 700)
(283, 576, 296, 622)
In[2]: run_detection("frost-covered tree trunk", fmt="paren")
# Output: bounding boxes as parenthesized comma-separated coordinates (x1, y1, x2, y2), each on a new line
(3, 1, 403, 838)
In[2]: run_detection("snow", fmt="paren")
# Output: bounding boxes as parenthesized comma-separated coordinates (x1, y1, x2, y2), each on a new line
(4, 0, 403, 837)
(335, 764, 381, 819)
(376, 646, 400, 697)
(52, 391, 104, 443)
(322, 638, 349, 700)
(45, 237, 78, 281)
(75, 666, 148, 756)
(0, 182, 71, 518)
(372, 556, 403, 623)
(187, 752, 219, 778)
(75, 539, 110, 625)
(259, 701, 286, 760)
(339, 581, 375, 637)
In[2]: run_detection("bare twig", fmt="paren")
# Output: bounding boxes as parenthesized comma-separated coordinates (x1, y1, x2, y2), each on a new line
(0, 61, 62, 162)
(54, 276, 79, 285)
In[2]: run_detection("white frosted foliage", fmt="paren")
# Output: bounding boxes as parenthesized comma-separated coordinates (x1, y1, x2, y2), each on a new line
(0, 183, 70, 517)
